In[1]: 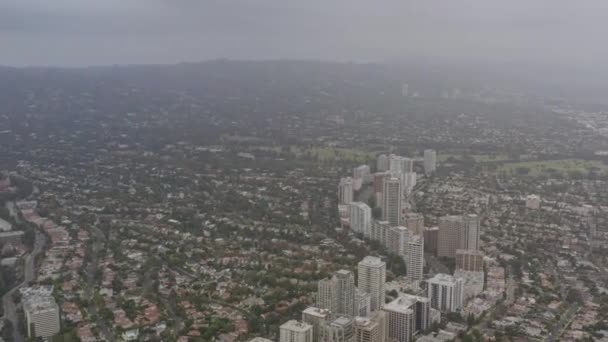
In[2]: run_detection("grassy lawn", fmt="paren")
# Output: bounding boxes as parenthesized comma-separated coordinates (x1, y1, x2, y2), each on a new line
(491, 159, 608, 177)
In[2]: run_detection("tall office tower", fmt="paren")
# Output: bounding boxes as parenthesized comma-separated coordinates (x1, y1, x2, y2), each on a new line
(318, 276, 339, 313)
(339, 177, 354, 205)
(371, 221, 391, 249)
(23, 296, 61, 338)
(386, 226, 409, 257)
(406, 235, 424, 282)
(427, 274, 464, 313)
(423, 150, 437, 175)
(353, 311, 387, 342)
(350, 202, 372, 238)
(383, 294, 430, 342)
(303, 307, 331, 342)
(373, 172, 389, 210)
(355, 289, 371, 317)
(319, 316, 354, 342)
(354, 165, 371, 181)
(402, 213, 424, 236)
(377, 154, 389, 172)
(455, 249, 484, 272)
(423, 227, 439, 255)
(462, 214, 480, 251)
(250, 338, 274, 342)
(318, 270, 356, 317)
(358, 256, 386, 311)
(335, 270, 356, 316)
(280, 320, 314, 342)
(402, 172, 417, 194)
(438, 214, 481, 258)
(382, 177, 402, 226)
(389, 155, 402, 174)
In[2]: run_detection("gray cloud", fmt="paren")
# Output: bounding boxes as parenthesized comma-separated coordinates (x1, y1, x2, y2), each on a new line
(1, 0, 608, 68)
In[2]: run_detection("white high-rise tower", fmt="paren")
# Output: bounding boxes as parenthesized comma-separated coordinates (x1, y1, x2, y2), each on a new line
(357, 256, 386, 311)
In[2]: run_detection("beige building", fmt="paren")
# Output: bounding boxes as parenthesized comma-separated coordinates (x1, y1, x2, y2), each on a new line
(455, 249, 484, 272)
(24, 297, 60, 338)
(280, 320, 314, 342)
(438, 214, 480, 258)
(358, 256, 386, 312)
(383, 294, 430, 342)
(353, 311, 387, 342)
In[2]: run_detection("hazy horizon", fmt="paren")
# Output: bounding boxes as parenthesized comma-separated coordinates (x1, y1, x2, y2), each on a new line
(2, 0, 608, 71)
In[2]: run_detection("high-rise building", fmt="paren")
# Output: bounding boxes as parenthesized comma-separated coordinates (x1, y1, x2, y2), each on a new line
(383, 294, 430, 342)
(350, 202, 372, 238)
(280, 320, 314, 342)
(335, 270, 356, 317)
(402, 213, 424, 236)
(23, 295, 61, 338)
(373, 172, 389, 210)
(438, 215, 480, 258)
(377, 155, 389, 172)
(358, 256, 386, 312)
(318, 270, 356, 317)
(319, 316, 354, 342)
(386, 226, 409, 258)
(354, 165, 371, 181)
(423, 150, 437, 175)
(406, 235, 424, 283)
(339, 177, 354, 205)
(355, 289, 371, 317)
(382, 177, 402, 226)
(389, 155, 414, 174)
(353, 311, 387, 342)
(455, 249, 484, 272)
(423, 227, 438, 255)
(526, 194, 541, 209)
(303, 307, 331, 342)
(402, 172, 417, 194)
(371, 221, 391, 248)
(427, 274, 464, 313)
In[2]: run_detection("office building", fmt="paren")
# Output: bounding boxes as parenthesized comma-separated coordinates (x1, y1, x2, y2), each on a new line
(358, 256, 386, 311)
(353, 311, 387, 342)
(427, 274, 464, 312)
(437, 214, 480, 258)
(318, 270, 356, 317)
(455, 249, 484, 272)
(383, 294, 430, 342)
(423, 150, 436, 175)
(355, 289, 371, 318)
(371, 220, 390, 248)
(402, 213, 424, 236)
(406, 235, 424, 283)
(280, 320, 314, 342)
(386, 226, 409, 258)
(339, 177, 354, 205)
(319, 316, 354, 342)
(423, 227, 438, 255)
(350, 202, 372, 238)
(303, 307, 331, 342)
(23, 292, 60, 338)
(377, 154, 389, 172)
(382, 177, 402, 226)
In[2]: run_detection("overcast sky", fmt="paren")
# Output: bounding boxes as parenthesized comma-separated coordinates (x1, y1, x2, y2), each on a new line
(1, 0, 608, 68)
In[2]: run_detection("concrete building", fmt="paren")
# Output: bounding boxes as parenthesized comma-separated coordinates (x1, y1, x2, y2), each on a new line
(437, 215, 480, 258)
(23, 294, 61, 338)
(353, 311, 387, 342)
(0, 230, 24, 245)
(354, 165, 371, 182)
(280, 320, 314, 342)
(455, 249, 484, 272)
(250, 338, 274, 342)
(318, 270, 356, 317)
(423, 150, 437, 175)
(339, 177, 354, 205)
(350, 202, 372, 238)
(373, 172, 389, 210)
(386, 226, 409, 258)
(382, 177, 402, 226)
(454, 270, 484, 301)
(377, 154, 389, 172)
(303, 307, 330, 342)
(423, 227, 438, 255)
(402, 172, 417, 194)
(526, 194, 541, 209)
(383, 294, 430, 342)
(358, 256, 386, 312)
(355, 289, 371, 318)
(319, 316, 354, 342)
(427, 274, 464, 313)
(371, 221, 391, 248)
(406, 235, 424, 283)
(402, 213, 425, 236)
